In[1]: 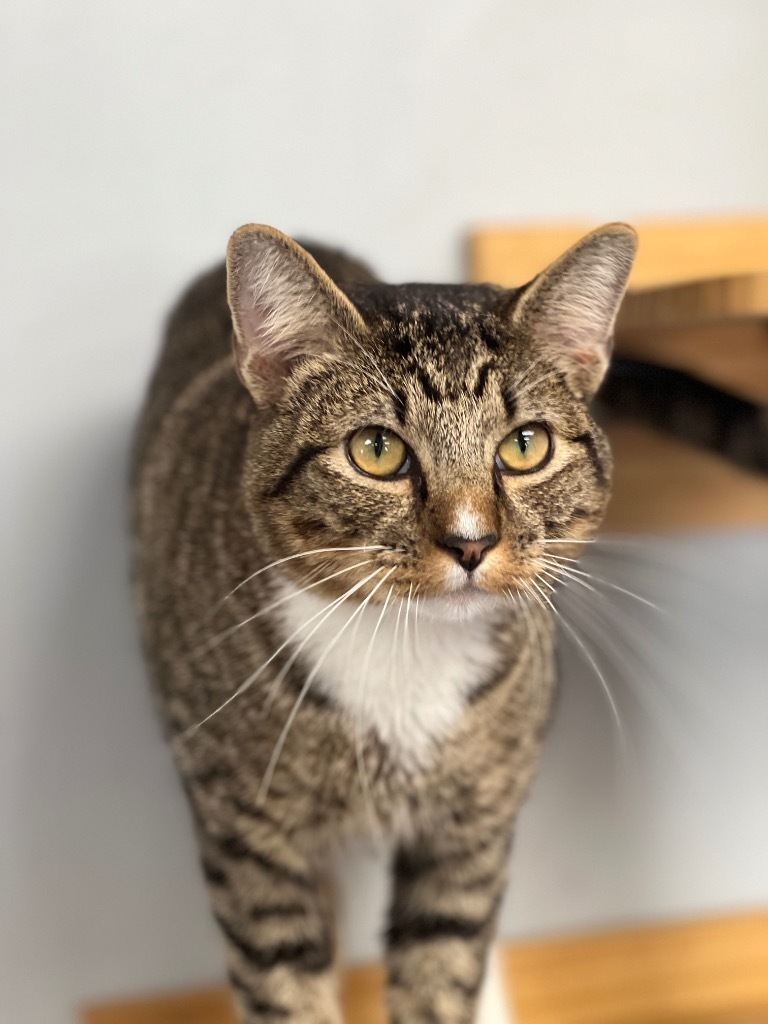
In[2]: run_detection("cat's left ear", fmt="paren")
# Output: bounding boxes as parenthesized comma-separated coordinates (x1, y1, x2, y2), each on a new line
(226, 224, 366, 404)
(503, 224, 638, 398)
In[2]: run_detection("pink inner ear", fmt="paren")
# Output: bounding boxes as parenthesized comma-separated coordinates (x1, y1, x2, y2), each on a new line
(245, 351, 282, 385)
(571, 347, 602, 367)
(543, 329, 606, 368)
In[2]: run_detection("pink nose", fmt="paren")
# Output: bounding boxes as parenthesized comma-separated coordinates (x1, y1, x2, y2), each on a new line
(441, 534, 498, 573)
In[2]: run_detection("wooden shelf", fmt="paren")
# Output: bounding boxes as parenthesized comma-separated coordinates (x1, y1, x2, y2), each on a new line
(468, 218, 768, 532)
(603, 421, 768, 532)
(616, 319, 768, 406)
(468, 217, 768, 291)
(81, 912, 768, 1024)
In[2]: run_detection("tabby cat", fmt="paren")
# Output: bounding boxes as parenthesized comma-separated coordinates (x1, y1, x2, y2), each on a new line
(131, 223, 638, 1023)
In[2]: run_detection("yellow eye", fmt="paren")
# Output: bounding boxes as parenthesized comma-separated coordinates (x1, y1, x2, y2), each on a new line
(348, 426, 409, 478)
(496, 423, 552, 473)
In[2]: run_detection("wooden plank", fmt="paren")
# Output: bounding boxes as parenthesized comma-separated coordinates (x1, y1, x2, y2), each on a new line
(468, 217, 768, 290)
(341, 966, 387, 1024)
(618, 274, 768, 331)
(602, 421, 768, 532)
(81, 912, 768, 1024)
(504, 912, 768, 1024)
(82, 987, 238, 1024)
(615, 275, 768, 405)
(615, 321, 768, 405)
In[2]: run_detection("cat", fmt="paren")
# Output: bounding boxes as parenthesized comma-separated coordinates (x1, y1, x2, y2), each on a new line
(130, 222, 638, 1023)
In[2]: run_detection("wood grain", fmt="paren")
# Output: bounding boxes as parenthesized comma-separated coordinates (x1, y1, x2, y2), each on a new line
(618, 273, 768, 331)
(81, 912, 768, 1024)
(504, 912, 768, 1024)
(468, 217, 768, 290)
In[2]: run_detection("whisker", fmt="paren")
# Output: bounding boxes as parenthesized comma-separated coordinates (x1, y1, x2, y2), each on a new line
(540, 553, 662, 611)
(413, 590, 424, 665)
(343, 574, 394, 835)
(584, 539, 685, 573)
(510, 353, 550, 393)
(262, 567, 389, 715)
(513, 367, 564, 397)
(181, 567, 383, 737)
(532, 573, 557, 596)
(393, 593, 407, 746)
(355, 363, 403, 398)
(211, 544, 387, 611)
(194, 557, 378, 655)
(515, 586, 549, 722)
(355, 581, 397, 834)
(529, 575, 629, 764)
(393, 592, 405, 696)
(555, 578, 703, 715)
(403, 582, 414, 666)
(537, 561, 597, 599)
(259, 567, 396, 803)
(523, 575, 629, 767)
(553, 587, 703, 786)
(539, 538, 596, 545)
(528, 577, 557, 615)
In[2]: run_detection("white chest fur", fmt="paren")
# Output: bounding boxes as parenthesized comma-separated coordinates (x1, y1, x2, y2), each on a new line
(274, 577, 503, 769)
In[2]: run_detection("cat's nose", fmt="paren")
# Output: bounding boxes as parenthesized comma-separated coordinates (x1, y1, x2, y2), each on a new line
(441, 534, 498, 573)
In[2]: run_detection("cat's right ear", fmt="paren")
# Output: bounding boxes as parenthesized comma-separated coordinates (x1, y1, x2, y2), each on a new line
(501, 224, 638, 399)
(226, 224, 366, 404)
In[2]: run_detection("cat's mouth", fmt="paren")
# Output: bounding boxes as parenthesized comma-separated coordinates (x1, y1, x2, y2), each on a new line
(415, 566, 508, 621)
(444, 560, 499, 596)
(455, 575, 484, 593)
(420, 583, 504, 621)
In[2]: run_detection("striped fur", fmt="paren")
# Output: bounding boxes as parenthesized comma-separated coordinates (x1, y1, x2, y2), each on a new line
(131, 226, 636, 1022)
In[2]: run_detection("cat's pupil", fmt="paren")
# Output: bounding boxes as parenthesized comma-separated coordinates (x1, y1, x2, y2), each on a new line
(518, 429, 531, 453)
(373, 431, 385, 458)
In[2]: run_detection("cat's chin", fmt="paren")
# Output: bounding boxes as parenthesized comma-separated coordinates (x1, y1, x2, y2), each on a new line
(418, 587, 508, 623)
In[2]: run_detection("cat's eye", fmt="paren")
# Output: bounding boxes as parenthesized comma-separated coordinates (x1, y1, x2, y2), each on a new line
(348, 426, 409, 478)
(496, 423, 552, 474)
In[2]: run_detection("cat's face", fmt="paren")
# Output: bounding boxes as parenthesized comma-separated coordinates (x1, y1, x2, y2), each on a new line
(228, 225, 636, 620)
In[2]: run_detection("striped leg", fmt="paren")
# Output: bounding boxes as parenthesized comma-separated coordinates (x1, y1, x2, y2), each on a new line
(197, 826, 340, 1024)
(386, 823, 513, 1024)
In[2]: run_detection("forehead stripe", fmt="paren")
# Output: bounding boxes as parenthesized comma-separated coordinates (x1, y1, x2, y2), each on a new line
(266, 443, 329, 499)
(570, 431, 607, 486)
(473, 361, 493, 399)
(502, 388, 517, 421)
(391, 388, 408, 425)
(415, 366, 443, 404)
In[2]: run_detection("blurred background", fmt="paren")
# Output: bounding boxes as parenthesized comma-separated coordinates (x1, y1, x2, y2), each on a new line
(2, 2, 767, 1022)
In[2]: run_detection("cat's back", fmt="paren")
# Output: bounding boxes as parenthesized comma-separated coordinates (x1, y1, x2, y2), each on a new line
(131, 263, 234, 482)
(130, 262, 249, 657)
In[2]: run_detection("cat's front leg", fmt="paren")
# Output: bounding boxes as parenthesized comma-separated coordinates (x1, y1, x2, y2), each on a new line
(196, 821, 340, 1024)
(386, 816, 514, 1024)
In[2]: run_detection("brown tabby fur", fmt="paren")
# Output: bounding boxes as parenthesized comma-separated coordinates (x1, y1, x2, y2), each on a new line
(131, 224, 636, 1023)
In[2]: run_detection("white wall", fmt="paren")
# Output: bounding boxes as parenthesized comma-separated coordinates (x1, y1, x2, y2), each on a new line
(3, 2, 767, 1022)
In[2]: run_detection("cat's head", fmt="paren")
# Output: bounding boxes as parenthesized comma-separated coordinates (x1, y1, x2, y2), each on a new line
(226, 223, 636, 620)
